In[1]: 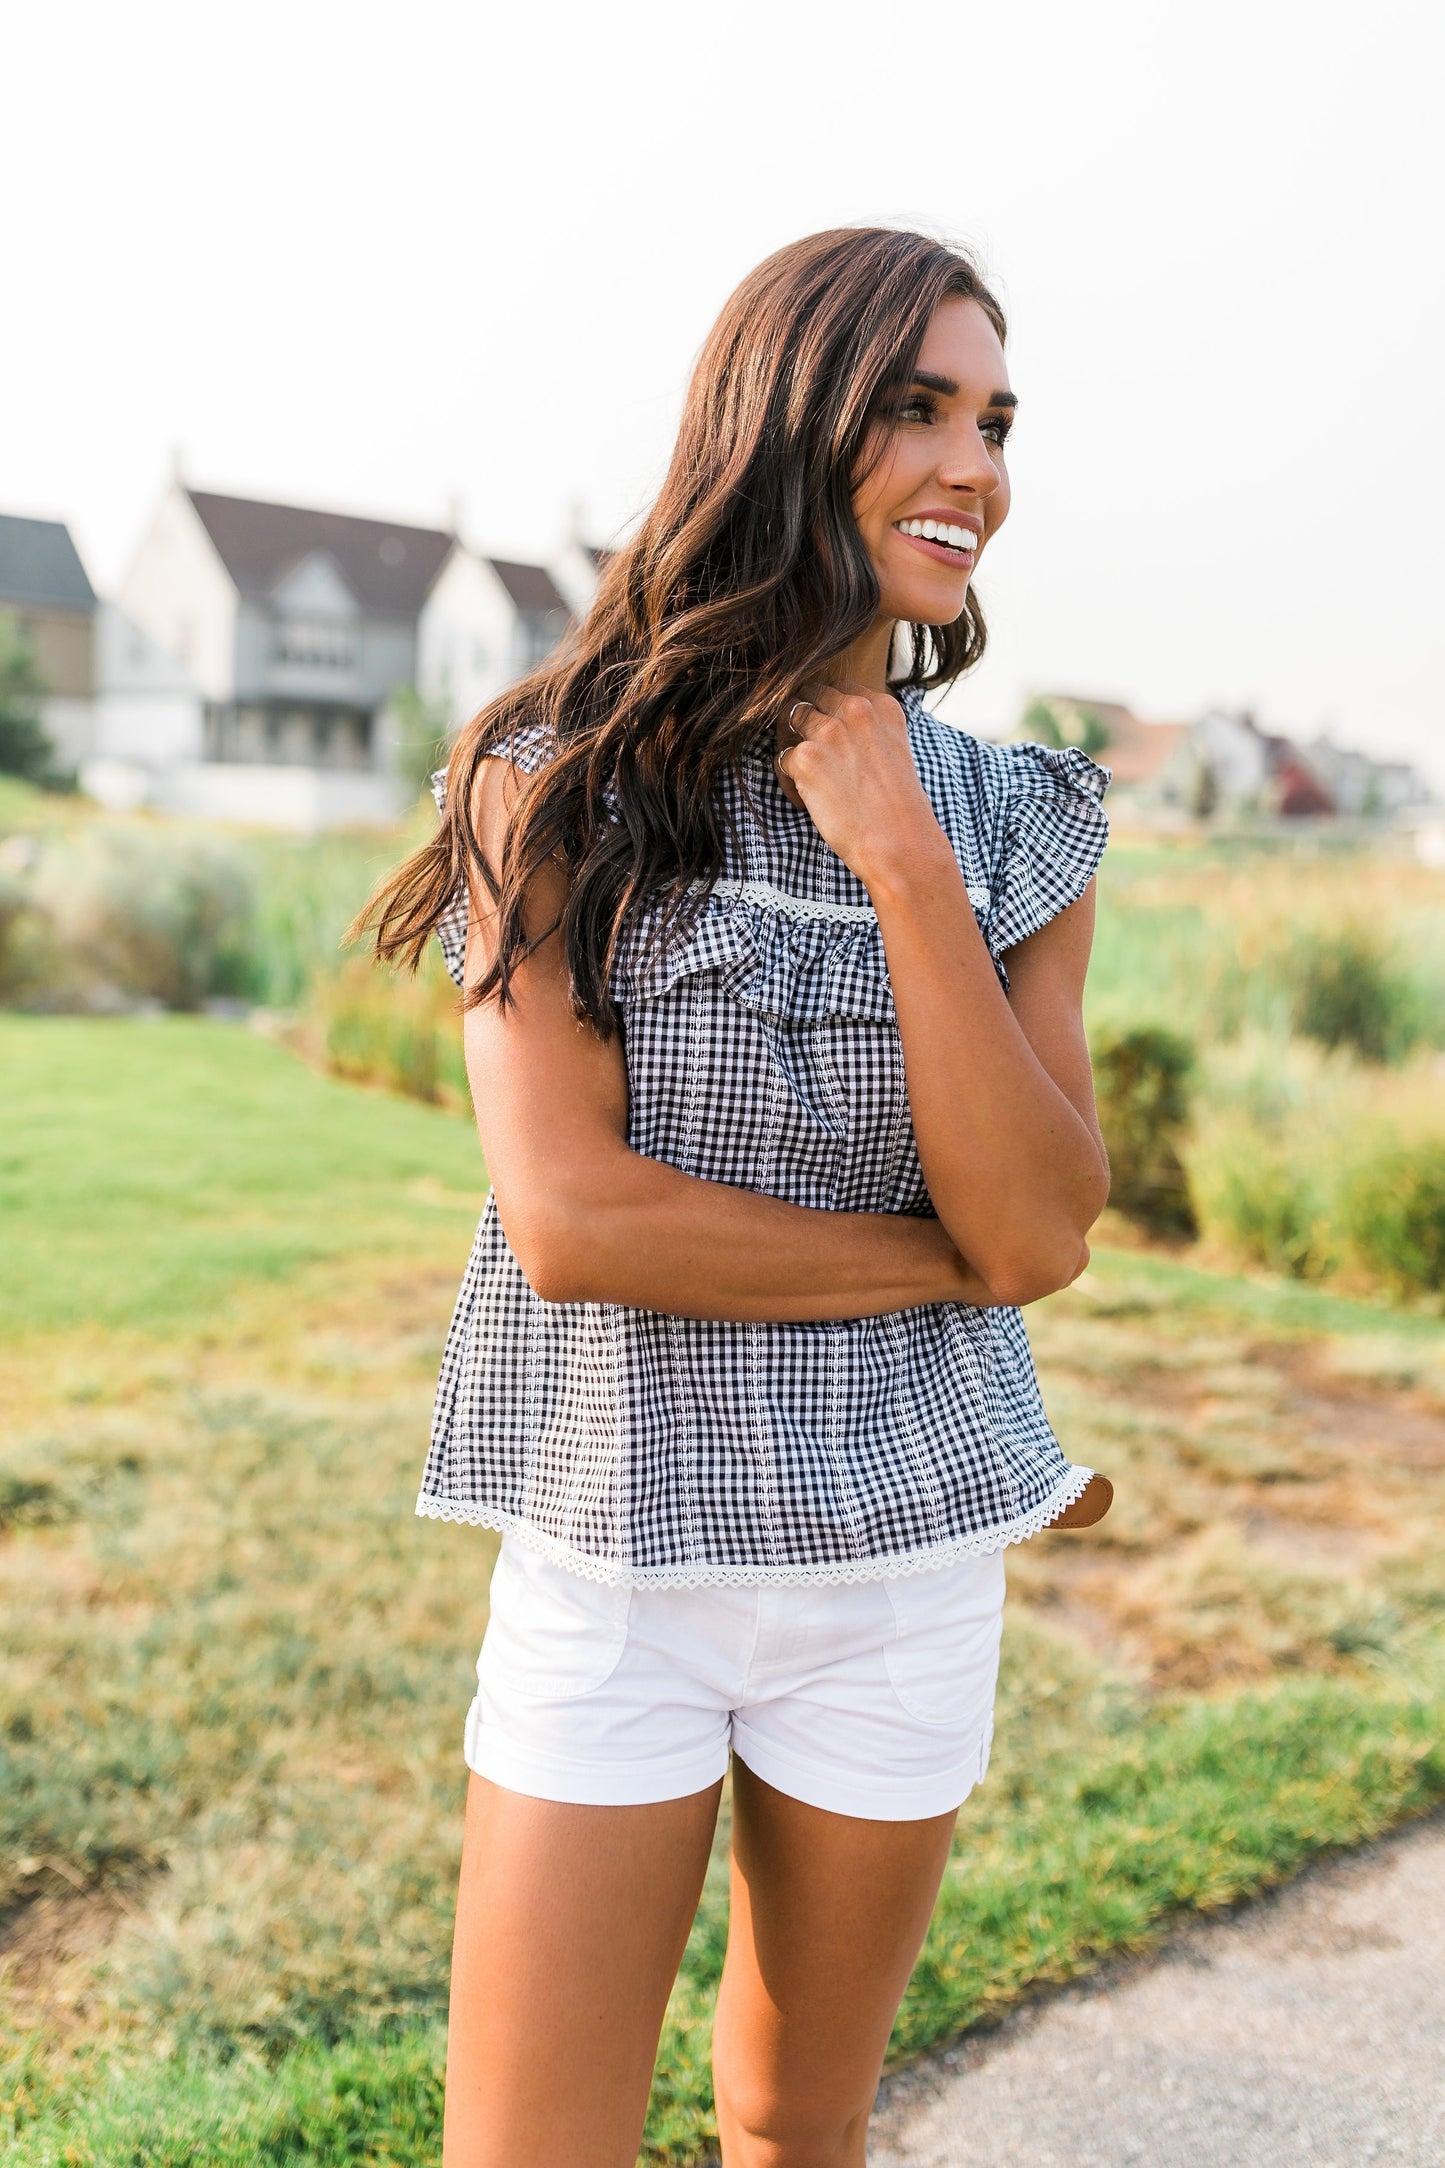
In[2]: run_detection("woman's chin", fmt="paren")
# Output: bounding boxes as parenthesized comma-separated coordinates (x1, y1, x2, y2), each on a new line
(881, 584, 972, 628)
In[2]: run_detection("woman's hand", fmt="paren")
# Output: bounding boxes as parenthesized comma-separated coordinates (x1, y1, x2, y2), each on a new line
(774, 685, 946, 894)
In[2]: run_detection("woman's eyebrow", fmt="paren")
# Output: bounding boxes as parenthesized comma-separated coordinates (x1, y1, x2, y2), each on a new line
(913, 369, 1018, 408)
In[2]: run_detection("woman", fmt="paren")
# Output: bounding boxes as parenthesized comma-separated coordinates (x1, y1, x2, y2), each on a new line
(358, 225, 1113, 2168)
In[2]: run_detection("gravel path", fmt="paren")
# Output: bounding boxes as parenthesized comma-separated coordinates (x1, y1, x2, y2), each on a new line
(868, 1810, 1445, 2167)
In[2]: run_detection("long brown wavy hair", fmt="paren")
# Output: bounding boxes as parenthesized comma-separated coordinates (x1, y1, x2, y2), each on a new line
(352, 226, 1007, 1036)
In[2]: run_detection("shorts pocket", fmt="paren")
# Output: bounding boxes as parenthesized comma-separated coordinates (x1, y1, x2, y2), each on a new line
(479, 1536, 633, 1701)
(882, 1552, 1006, 1728)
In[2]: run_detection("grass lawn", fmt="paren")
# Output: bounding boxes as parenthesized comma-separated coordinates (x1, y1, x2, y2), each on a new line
(0, 1016, 486, 1334)
(3, 1018, 1444, 2165)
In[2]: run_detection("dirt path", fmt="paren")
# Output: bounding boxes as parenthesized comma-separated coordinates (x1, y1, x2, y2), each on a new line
(869, 1811, 1445, 2167)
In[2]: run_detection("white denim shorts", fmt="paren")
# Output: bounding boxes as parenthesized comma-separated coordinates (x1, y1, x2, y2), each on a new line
(463, 1535, 1006, 1821)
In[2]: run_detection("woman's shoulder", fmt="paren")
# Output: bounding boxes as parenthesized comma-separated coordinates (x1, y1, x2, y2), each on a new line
(903, 693, 1112, 974)
(901, 691, 1112, 819)
(430, 715, 558, 815)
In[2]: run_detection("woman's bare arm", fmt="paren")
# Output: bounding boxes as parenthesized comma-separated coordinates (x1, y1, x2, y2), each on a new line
(868, 848, 1109, 1304)
(778, 689, 1110, 1305)
(457, 755, 994, 1321)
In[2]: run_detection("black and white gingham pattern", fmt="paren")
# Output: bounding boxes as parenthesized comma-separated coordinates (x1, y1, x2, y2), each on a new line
(418, 691, 1111, 1585)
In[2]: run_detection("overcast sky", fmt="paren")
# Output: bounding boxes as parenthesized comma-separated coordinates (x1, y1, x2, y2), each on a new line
(6, 0, 1442, 783)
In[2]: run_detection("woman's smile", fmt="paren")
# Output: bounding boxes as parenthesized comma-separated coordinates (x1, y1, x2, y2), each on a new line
(890, 509, 983, 568)
(849, 291, 1013, 646)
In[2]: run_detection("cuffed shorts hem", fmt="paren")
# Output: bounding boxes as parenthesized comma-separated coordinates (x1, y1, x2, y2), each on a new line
(730, 1720, 992, 1823)
(464, 1698, 729, 1807)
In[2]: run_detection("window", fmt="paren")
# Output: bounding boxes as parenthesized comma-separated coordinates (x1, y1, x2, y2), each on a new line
(274, 619, 355, 670)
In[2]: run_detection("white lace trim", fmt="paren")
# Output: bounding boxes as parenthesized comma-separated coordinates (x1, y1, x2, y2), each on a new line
(686, 875, 991, 922)
(690, 876, 876, 924)
(414, 1461, 1096, 1588)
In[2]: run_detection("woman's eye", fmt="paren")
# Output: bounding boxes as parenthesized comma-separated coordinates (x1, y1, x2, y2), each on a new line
(981, 417, 1014, 447)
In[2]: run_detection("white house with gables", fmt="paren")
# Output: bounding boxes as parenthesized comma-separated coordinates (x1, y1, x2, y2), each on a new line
(82, 481, 601, 829)
(417, 549, 574, 737)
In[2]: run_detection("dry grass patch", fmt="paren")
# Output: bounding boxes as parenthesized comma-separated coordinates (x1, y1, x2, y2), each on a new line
(1009, 1267, 1445, 1691)
(4, 1020, 1445, 2162)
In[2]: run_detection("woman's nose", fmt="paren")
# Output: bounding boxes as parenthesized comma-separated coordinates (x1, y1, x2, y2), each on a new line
(936, 424, 1003, 497)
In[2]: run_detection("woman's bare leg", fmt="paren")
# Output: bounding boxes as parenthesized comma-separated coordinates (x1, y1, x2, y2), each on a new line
(443, 1770, 724, 2168)
(711, 1758, 958, 2168)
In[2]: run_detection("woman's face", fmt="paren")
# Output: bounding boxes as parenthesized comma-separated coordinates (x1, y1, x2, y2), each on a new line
(852, 294, 1015, 628)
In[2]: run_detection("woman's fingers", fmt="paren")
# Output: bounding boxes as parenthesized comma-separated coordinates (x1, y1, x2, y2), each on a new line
(784, 685, 871, 740)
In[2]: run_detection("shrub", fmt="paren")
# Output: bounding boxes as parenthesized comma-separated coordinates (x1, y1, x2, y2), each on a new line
(1181, 1035, 1445, 1296)
(0, 864, 55, 1001)
(38, 827, 261, 1009)
(1090, 1024, 1197, 1235)
(1186, 1114, 1336, 1280)
(309, 951, 466, 1109)
(1340, 1138, 1445, 1298)
(1286, 923, 1420, 1065)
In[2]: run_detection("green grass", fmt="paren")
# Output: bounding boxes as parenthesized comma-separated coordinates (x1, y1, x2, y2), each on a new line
(6, 1657, 1443, 2165)
(0, 1017, 480, 1334)
(3, 1017, 1445, 2164)
(1080, 1236, 1445, 1341)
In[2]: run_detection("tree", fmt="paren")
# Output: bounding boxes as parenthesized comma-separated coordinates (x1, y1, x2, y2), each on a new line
(1018, 694, 1112, 758)
(0, 614, 56, 783)
(389, 685, 455, 800)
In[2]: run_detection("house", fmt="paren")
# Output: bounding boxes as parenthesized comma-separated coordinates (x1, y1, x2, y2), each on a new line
(88, 481, 604, 829)
(1015, 693, 1190, 799)
(551, 534, 612, 620)
(417, 551, 574, 733)
(1295, 733, 1431, 818)
(101, 484, 455, 826)
(0, 513, 98, 769)
(1152, 707, 1433, 822)
(85, 603, 211, 814)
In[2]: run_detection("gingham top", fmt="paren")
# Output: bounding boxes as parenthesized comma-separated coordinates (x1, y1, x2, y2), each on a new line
(419, 687, 1111, 1586)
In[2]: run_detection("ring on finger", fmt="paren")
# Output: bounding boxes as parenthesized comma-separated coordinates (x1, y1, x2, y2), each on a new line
(786, 699, 813, 738)
(774, 743, 795, 780)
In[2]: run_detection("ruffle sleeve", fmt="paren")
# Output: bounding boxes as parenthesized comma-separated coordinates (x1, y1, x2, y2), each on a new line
(983, 741, 1111, 988)
(609, 881, 895, 1026)
(429, 720, 557, 989)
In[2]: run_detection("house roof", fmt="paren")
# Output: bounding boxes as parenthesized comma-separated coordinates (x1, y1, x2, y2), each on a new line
(487, 557, 571, 617)
(1102, 716, 1191, 788)
(186, 489, 454, 616)
(0, 513, 97, 612)
(1028, 692, 1190, 788)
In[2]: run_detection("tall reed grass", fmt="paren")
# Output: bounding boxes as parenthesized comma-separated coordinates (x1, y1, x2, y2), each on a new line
(1181, 1033, 1445, 1296)
(3, 785, 1441, 1302)
(1084, 841, 1445, 1301)
(302, 949, 468, 1111)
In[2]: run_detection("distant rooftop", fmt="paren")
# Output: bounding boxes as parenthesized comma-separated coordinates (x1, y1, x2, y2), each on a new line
(1026, 692, 1190, 789)
(186, 489, 454, 616)
(0, 513, 97, 612)
(487, 556, 571, 618)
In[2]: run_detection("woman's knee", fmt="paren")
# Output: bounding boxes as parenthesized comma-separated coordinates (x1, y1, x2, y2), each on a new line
(712, 2063, 874, 2167)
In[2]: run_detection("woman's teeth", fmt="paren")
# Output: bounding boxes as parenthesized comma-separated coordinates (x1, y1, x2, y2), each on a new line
(894, 518, 977, 554)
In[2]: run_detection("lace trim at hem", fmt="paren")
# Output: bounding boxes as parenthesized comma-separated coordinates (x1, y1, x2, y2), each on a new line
(413, 1462, 1096, 1587)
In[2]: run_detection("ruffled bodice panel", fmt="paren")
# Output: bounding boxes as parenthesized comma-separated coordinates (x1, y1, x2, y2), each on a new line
(419, 693, 1111, 1585)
